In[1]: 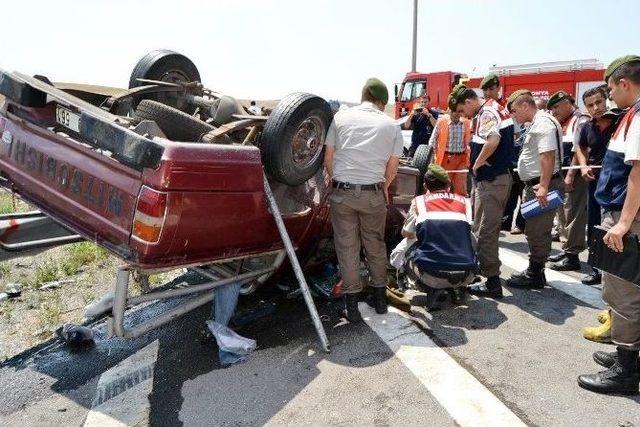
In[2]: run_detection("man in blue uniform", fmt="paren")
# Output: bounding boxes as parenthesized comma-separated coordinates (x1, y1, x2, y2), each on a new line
(452, 85, 514, 298)
(578, 55, 640, 396)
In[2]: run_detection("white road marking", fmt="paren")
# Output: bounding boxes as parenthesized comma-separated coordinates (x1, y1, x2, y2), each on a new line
(498, 248, 605, 309)
(363, 304, 526, 427)
(83, 340, 159, 427)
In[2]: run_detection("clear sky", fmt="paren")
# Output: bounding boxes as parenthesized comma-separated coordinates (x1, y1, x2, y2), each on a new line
(2, 0, 639, 103)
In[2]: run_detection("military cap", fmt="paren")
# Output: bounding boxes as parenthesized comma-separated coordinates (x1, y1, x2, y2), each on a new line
(447, 93, 457, 111)
(506, 89, 533, 110)
(450, 84, 467, 102)
(425, 163, 450, 186)
(604, 55, 640, 82)
(480, 73, 500, 90)
(363, 77, 389, 105)
(546, 91, 572, 109)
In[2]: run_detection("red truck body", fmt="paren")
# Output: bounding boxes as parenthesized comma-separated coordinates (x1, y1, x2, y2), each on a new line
(0, 72, 417, 272)
(395, 59, 606, 119)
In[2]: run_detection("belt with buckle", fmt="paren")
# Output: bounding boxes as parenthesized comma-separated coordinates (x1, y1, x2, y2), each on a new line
(332, 181, 381, 191)
(525, 171, 561, 187)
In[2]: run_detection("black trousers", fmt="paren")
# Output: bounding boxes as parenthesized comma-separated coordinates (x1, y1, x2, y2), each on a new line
(586, 178, 602, 244)
(502, 170, 525, 230)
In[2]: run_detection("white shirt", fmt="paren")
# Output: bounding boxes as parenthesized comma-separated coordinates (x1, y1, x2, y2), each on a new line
(517, 110, 563, 181)
(325, 102, 404, 184)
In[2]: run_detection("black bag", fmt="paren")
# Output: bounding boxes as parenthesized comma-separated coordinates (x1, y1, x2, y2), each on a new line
(588, 226, 640, 287)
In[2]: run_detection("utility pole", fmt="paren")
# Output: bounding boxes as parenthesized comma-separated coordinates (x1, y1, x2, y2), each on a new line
(411, 0, 418, 72)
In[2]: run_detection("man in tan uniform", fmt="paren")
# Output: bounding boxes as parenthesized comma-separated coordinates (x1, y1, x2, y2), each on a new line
(546, 91, 590, 271)
(506, 90, 563, 288)
(324, 78, 403, 322)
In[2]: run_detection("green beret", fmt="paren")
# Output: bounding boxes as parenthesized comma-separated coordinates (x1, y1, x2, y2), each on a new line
(506, 89, 533, 110)
(425, 163, 450, 186)
(604, 55, 640, 82)
(546, 91, 571, 109)
(450, 84, 467, 102)
(364, 77, 389, 105)
(480, 73, 500, 90)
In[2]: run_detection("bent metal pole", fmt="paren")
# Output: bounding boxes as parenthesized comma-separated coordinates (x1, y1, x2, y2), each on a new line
(262, 173, 330, 352)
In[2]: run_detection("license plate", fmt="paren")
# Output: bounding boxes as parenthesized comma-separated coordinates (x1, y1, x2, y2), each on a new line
(56, 105, 80, 133)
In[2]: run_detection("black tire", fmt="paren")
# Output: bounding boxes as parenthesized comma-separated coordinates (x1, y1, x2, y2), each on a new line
(261, 93, 332, 186)
(129, 49, 200, 112)
(411, 144, 433, 178)
(133, 99, 214, 141)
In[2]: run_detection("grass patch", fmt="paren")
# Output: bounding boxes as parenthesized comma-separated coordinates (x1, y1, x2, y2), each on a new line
(0, 195, 14, 214)
(0, 262, 10, 279)
(38, 293, 63, 330)
(60, 242, 108, 276)
(28, 259, 60, 288)
(1, 301, 13, 322)
(148, 274, 163, 285)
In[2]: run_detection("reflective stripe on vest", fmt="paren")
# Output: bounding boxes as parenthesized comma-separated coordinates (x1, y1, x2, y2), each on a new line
(415, 192, 472, 225)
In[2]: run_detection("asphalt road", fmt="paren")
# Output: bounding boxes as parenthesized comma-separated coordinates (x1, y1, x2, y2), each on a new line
(1, 234, 639, 426)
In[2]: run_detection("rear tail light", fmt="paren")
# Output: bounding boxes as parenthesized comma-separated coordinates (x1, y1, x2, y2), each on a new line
(132, 186, 167, 244)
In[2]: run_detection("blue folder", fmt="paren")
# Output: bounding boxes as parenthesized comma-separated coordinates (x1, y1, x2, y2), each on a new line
(520, 190, 564, 219)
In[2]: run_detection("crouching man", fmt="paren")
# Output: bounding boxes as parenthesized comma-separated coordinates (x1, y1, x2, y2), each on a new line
(400, 164, 478, 307)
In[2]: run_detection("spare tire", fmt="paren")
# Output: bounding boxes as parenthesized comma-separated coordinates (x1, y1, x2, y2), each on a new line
(134, 100, 214, 141)
(411, 144, 433, 182)
(261, 93, 332, 186)
(129, 49, 201, 112)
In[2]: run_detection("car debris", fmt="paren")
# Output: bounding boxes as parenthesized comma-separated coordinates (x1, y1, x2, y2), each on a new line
(55, 324, 95, 346)
(208, 282, 256, 366)
(4, 283, 22, 298)
(39, 279, 76, 291)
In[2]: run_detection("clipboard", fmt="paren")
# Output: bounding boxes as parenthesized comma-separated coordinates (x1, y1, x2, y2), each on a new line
(588, 225, 640, 287)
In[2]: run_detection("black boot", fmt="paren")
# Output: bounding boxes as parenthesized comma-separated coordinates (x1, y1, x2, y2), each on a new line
(581, 269, 602, 286)
(344, 294, 363, 323)
(468, 276, 503, 299)
(594, 350, 640, 370)
(547, 251, 566, 263)
(550, 253, 581, 271)
(373, 287, 388, 314)
(578, 348, 640, 395)
(507, 262, 546, 289)
(593, 351, 618, 369)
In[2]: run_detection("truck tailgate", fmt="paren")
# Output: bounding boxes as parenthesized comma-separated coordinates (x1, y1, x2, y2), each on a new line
(0, 71, 164, 259)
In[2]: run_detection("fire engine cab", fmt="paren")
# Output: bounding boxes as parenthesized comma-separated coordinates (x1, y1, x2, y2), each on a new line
(394, 59, 605, 119)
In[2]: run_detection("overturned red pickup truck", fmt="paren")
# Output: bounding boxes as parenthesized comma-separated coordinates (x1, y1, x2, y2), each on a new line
(0, 51, 422, 281)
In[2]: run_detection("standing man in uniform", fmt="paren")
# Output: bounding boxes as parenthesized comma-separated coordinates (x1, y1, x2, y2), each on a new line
(578, 56, 640, 395)
(546, 91, 590, 271)
(324, 78, 403, 322)
(452, 85, 514, 298)
(428, 95, 471, 196)
(405, 94, 439, 157)
(506, 90, 564, 288)
(481, 73, 526, 234)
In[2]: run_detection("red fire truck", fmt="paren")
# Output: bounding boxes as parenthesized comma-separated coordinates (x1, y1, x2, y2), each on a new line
(394, 59, 605, 119)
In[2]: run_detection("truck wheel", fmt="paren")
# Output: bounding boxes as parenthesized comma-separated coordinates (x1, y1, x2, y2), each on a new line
(134, 100, 214, 141)
(261, 93, 332, 186)
(129, 49, 201, 112)
(411, 144, 433, 183)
